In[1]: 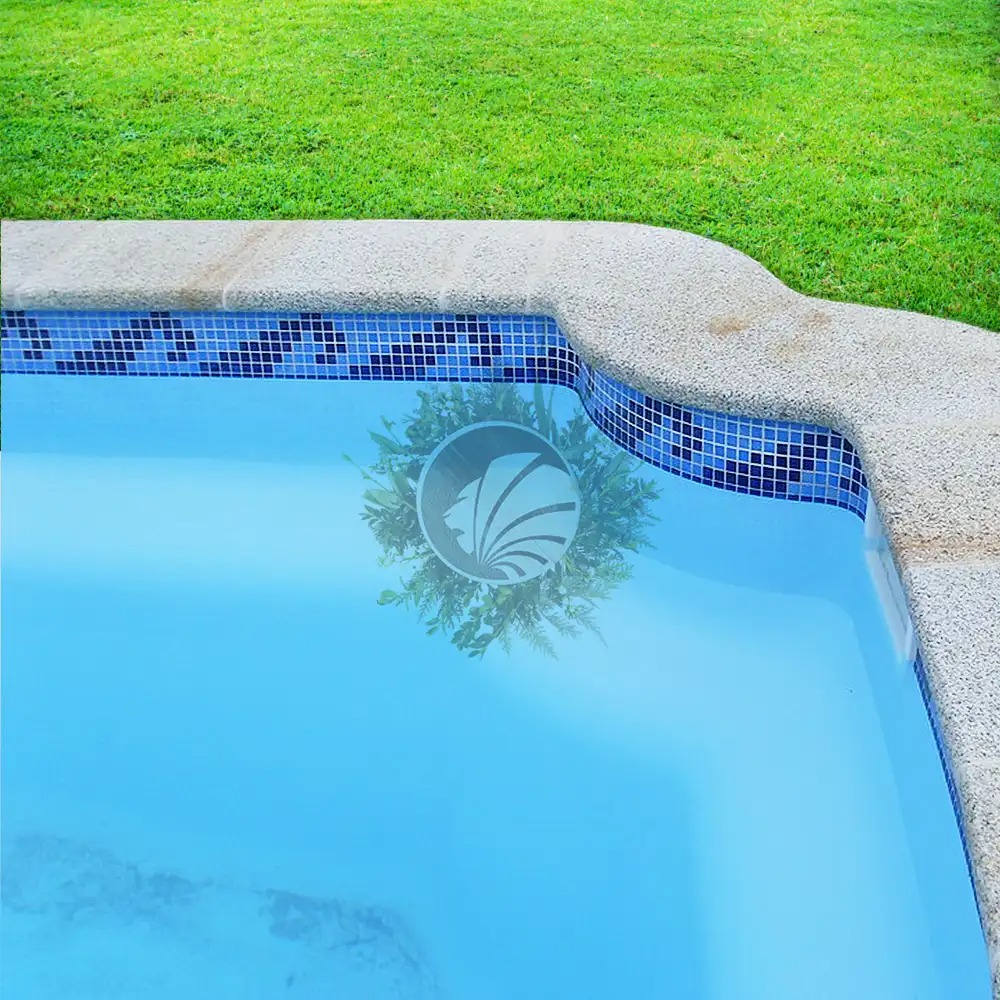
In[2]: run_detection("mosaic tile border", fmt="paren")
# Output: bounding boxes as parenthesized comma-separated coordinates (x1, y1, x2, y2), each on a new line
(913, 650, 982, 928)
(1, 309, 869, 518)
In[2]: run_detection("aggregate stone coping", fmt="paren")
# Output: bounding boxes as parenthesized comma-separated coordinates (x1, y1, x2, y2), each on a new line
(3, 218, 999, 992)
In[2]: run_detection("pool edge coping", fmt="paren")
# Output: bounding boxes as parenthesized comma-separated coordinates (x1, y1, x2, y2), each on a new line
(4, 218, 999, 993)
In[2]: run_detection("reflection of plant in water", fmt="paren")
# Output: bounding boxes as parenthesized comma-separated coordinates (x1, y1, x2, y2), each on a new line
(350, 385, 661, 658)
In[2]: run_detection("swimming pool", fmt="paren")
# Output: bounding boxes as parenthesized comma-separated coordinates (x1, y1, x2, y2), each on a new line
(1, 309, 992, 999)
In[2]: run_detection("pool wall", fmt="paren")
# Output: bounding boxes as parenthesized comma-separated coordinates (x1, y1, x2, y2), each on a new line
(2, 220, 998, 994)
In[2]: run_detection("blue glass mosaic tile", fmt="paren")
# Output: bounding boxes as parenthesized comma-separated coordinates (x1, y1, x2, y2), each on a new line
(1, 309, 869, 517)
(912, 650, 980, 918)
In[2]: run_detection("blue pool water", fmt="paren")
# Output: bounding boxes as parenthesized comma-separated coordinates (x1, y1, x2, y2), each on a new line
(1, 374, 991, 999)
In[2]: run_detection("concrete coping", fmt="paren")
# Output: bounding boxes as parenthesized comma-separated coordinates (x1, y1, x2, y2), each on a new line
(3, 219, 999, 992)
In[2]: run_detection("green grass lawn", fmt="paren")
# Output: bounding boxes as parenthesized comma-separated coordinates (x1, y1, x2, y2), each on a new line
(2, 0, 998, 329)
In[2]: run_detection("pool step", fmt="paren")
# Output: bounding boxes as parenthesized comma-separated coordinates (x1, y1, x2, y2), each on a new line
(864, 497, 917, 665)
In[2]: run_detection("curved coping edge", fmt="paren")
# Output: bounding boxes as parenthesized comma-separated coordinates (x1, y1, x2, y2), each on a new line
(2, 221, 998, 561)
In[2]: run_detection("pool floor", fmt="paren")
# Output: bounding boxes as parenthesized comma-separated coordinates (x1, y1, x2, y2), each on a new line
(0, 376, 991, 999)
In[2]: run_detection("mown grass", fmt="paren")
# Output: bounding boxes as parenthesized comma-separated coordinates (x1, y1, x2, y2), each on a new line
(1, 0, 998, 329)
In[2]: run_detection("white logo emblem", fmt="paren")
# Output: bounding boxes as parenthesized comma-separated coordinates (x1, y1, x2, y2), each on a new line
(416, 422, 581, 584)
